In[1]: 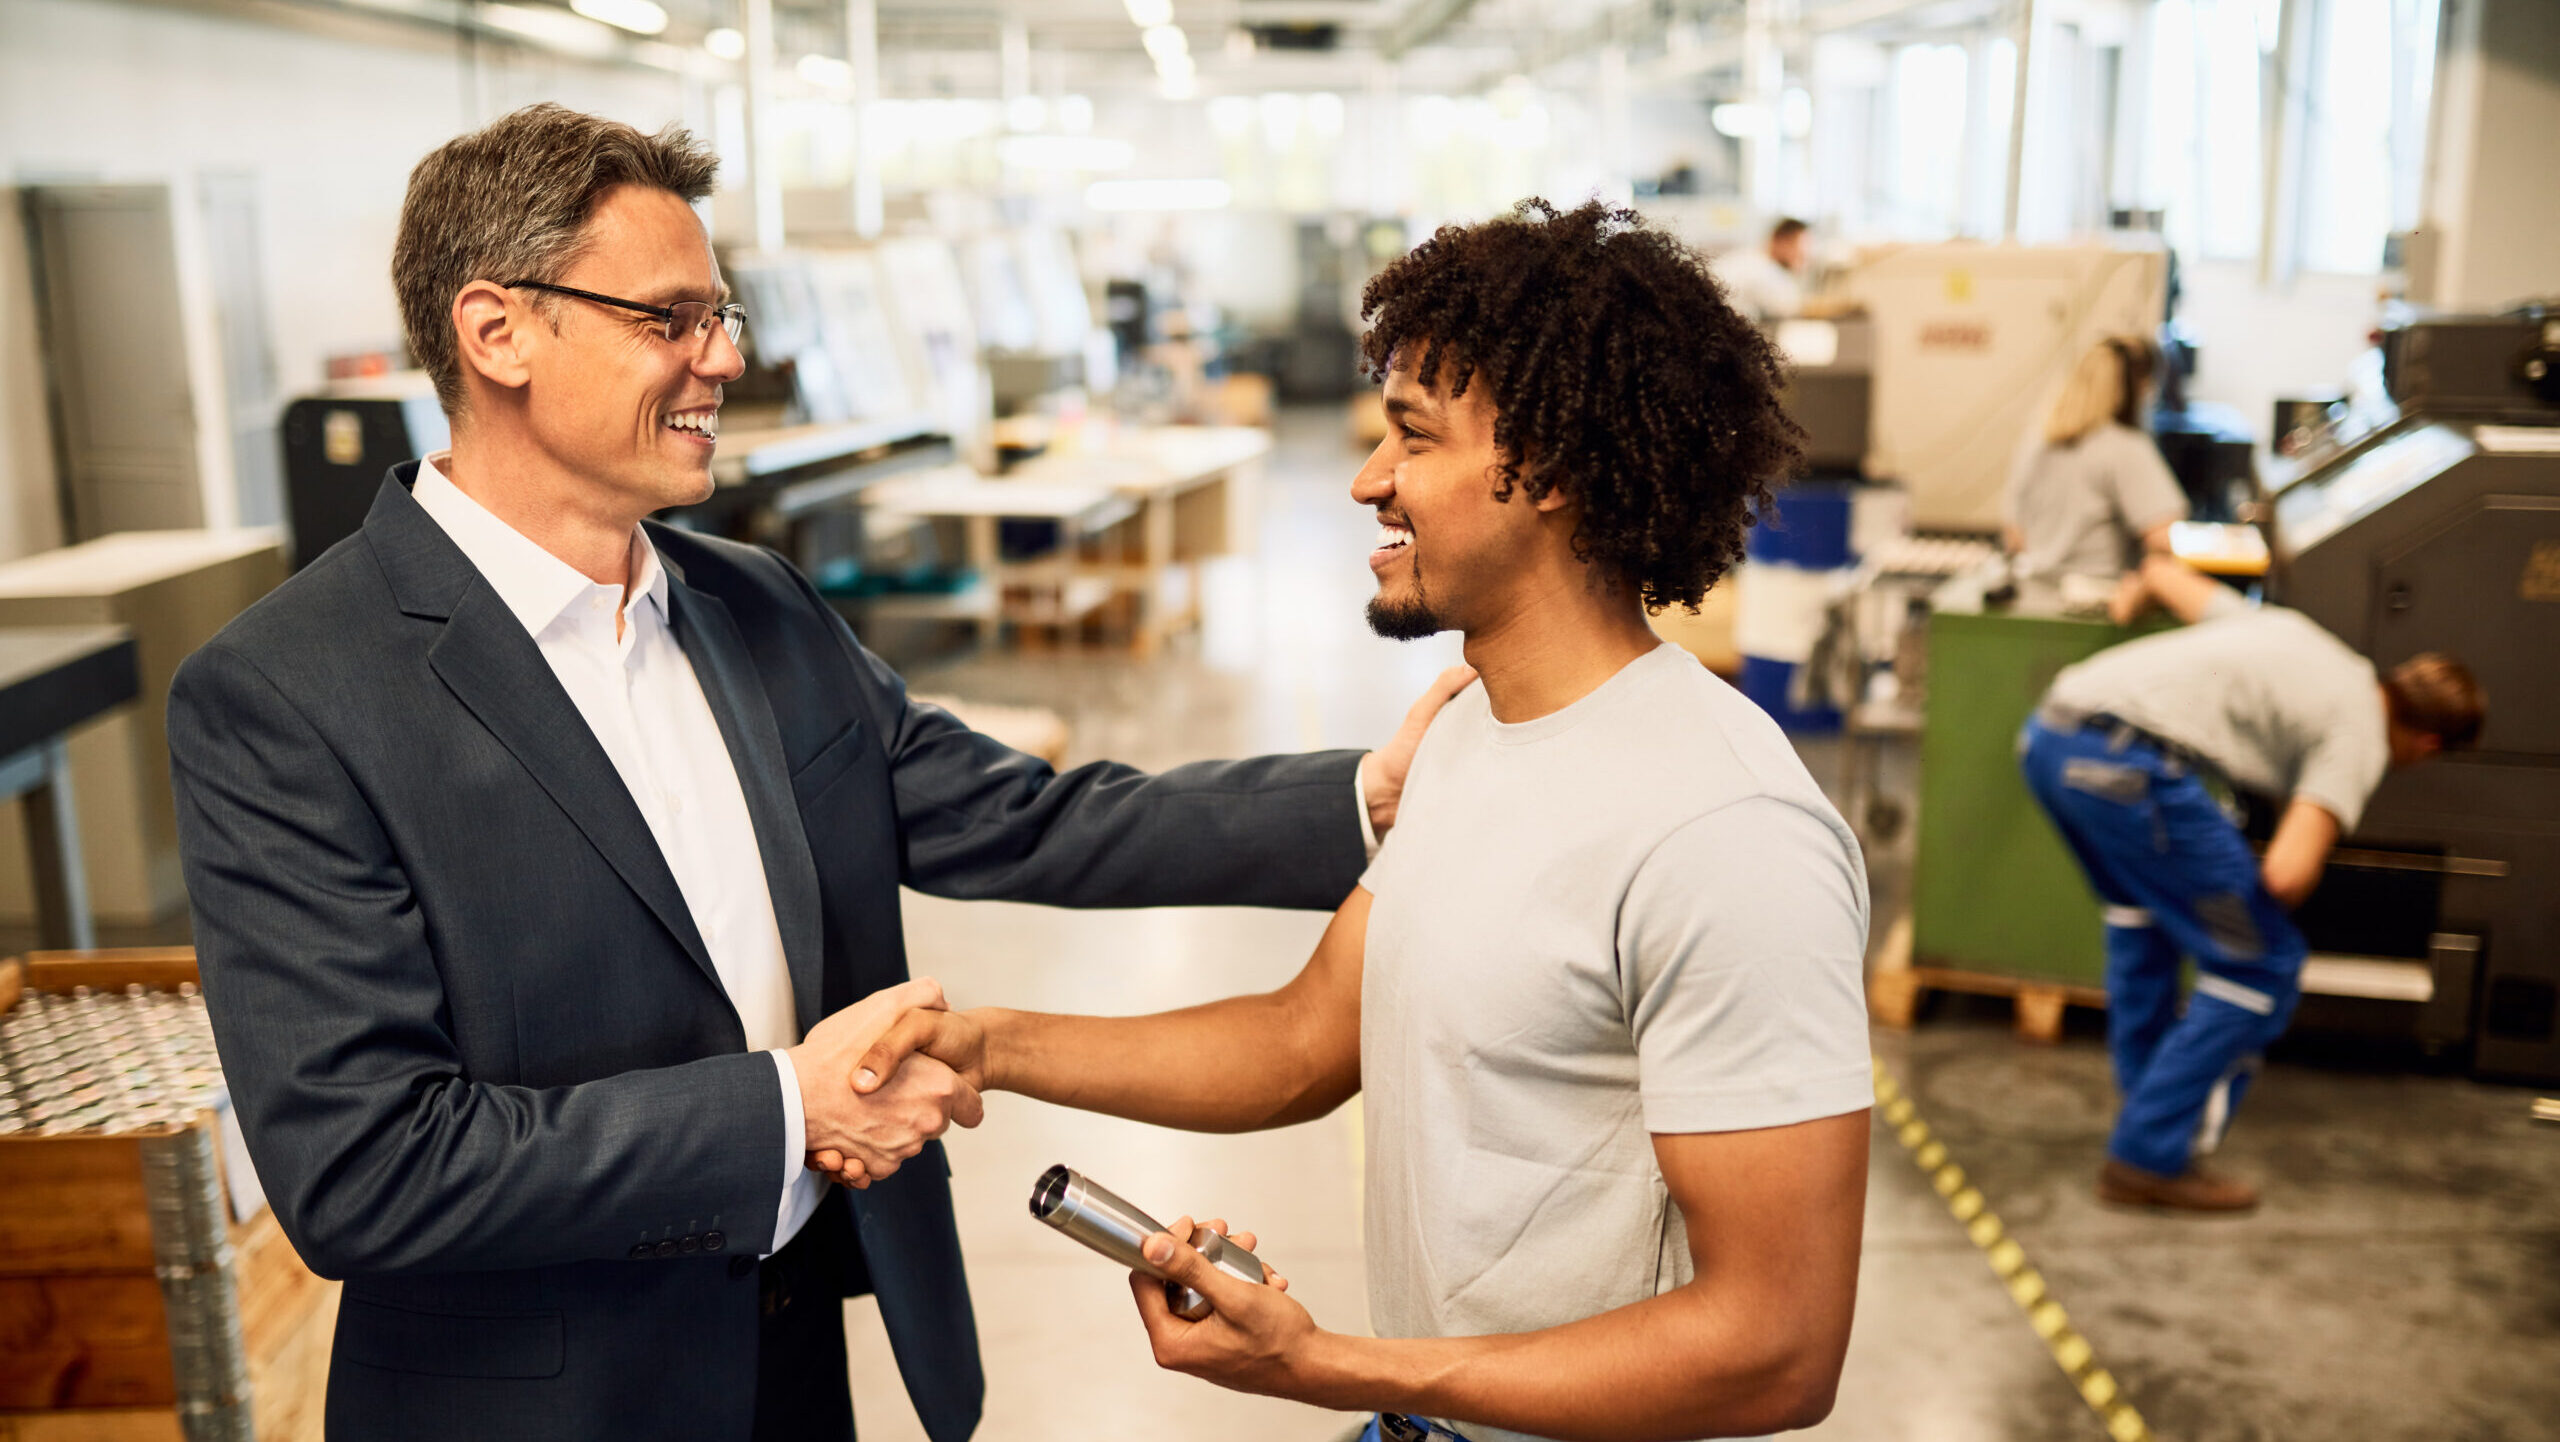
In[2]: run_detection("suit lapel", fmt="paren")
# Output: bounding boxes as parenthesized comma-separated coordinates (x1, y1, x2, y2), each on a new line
(665, 575, 828, 1036)
(424, 585, 725, 996)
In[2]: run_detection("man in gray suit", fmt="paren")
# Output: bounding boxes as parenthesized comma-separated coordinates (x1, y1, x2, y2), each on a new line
(167, 103, 1451, 1442)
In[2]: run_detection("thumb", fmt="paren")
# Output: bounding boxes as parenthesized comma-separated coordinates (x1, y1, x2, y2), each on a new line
(1141, 1219, 1248, 1305)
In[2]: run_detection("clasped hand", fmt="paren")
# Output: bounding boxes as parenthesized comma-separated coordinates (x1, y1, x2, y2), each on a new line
(788, 977, 983, 1189)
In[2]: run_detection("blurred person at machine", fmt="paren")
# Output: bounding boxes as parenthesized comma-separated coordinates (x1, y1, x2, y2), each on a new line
(2003, 335, 2188, 608)
(844, 199, 1872, 1442)
(164, 103, 1456, 1442)
(2021, 554, 2483, 1213)
(1714, 215, 1812, 322)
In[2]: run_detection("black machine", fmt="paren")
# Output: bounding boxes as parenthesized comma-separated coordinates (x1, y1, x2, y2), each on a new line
(2270, 309, 2560, 1083)
(279, 390, 451, 569)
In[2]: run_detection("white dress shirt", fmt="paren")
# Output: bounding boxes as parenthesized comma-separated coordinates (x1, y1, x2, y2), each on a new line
(412, 456, 823, 1255)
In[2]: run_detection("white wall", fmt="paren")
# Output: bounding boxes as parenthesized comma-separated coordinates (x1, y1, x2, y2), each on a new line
(2422, 0, 2560, 311)
(2178, 261, 2381, 449)
(0, 0, 697, 560)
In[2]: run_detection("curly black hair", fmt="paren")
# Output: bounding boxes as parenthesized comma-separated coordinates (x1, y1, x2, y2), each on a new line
(1358, 198, 1804, 613)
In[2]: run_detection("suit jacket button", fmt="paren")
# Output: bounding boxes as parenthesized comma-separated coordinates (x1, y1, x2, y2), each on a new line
(728, 1254, 757, 1280)
(680, 1234, 701, 1253)
(654, 1239, 679, 1258)
(629, 1243, 653, 1260)
(703, 1230, 726, 1253)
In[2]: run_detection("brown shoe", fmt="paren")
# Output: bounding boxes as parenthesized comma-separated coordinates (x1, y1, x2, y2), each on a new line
(2097, 1159, 2260, 1213)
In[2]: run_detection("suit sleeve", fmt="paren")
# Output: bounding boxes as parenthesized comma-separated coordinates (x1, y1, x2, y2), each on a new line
(779, 556, 1368, 910)
(168, 642, 790, 1280)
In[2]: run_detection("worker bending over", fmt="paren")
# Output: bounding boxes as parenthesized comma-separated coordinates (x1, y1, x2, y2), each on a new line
(2022, 555, 2483, 1211)
(842, 199, 1872, 1442)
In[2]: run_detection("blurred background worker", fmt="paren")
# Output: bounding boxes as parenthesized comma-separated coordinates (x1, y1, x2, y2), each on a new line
(2018, 555, 2485, 1213)
(2002, 336, 2185, 608)
(1712, 216, 1810, 322)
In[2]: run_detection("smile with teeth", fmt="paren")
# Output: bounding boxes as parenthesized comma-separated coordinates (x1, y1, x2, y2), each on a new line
(665, 408, 719, 440)
(1372, 521, 1413, 558)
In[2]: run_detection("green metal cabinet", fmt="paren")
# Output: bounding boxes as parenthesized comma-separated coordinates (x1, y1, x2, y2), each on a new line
(1912, 607, 2165, 987)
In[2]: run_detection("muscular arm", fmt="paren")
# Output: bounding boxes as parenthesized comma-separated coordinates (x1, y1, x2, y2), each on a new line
(1135, 1110, 1871, 1439)
(857, 887, 1371, 1134)
(2261, 797, 2341, 908)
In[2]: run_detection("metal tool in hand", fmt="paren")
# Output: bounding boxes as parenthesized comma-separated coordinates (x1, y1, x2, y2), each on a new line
(1029, 1164, 1266, 1321)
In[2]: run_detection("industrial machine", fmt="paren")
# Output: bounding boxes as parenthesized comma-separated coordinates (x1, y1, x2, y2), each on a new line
(2271, 309, 2560, 1083)
(279, 379, 450, 569)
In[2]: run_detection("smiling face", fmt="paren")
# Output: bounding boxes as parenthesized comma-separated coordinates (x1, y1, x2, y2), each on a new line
(1351, 353, 1559, 640)
(515, 183, 742, 518)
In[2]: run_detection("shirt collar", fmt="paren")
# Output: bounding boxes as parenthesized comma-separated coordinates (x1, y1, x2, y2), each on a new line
(411, 453, 670, 636)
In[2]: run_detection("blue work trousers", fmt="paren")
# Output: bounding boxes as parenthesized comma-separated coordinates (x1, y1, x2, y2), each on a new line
(2018, 718, 2306, 1176)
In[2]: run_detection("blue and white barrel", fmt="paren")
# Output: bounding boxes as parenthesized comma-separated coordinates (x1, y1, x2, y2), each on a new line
(1734, 480, 1856, 733)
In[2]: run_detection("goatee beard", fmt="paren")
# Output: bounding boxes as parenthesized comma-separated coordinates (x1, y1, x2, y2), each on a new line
(1366, 593, 1445, 640)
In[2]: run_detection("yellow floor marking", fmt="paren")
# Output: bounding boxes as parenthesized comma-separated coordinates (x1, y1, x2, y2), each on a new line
(1874, 1057, 2156, 1442)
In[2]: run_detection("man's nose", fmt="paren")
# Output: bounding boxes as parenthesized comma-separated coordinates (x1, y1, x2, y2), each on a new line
(1350, 440, 1396, 505)
(698, 323, 747, 383)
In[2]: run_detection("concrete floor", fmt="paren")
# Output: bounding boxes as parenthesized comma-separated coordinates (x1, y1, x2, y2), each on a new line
(849, 407, 2560, 1442)
(11, 407, 2553, 1440)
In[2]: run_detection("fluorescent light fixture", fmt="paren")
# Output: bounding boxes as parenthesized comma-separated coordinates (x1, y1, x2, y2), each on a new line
(1710, 102, 1768, 138)
(1085, 178, 1230, 211)
(1159, 70, 1198, 100)
(569, 0, 665, 36)
(1141, 24, 1188, 62)
(479, 3, 619, 56)
(797, 52, 854, 89)
(999, 135, 1137, 171)
(703, 26, 745, 59)
(1123, 0, 1172, 27)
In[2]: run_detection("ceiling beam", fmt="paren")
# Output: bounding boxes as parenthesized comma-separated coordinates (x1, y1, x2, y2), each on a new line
(1379, 0, 1484, 61)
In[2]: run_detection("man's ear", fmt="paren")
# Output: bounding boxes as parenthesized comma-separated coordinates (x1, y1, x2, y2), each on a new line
(453, 280, 535, 393)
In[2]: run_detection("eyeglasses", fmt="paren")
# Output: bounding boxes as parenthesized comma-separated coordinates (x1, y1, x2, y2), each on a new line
(503, 280, 746, 349)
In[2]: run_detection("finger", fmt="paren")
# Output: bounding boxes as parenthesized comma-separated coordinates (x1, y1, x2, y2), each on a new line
(1229, 1231, 1257, 1253)
(884, 975, 948, 1014)
(1271, 1273, 1289, 1293)
(949, 1080, 986, 1129)
(810, 1149, 846, 1172)
(1142, 1219, 1248, 1307)
(854, 1011, 943, 1093)
(1128, 1265, 1177, 1331)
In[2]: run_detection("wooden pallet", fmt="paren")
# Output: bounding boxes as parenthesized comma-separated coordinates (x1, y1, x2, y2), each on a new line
(1866, 916, 2108, 1045)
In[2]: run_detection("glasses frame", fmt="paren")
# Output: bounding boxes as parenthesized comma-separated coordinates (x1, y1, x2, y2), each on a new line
(502, 279, 745, 348)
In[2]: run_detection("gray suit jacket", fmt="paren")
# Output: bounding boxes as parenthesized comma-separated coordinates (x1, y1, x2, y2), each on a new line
(166, 465, 1367, 1441)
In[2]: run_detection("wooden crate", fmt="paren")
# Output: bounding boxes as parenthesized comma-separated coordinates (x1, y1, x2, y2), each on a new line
(0, 951, 338, 1442)
(1865, 915, 2108, 1045)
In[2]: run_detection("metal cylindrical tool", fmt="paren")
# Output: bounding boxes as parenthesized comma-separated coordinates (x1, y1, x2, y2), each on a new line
(1029, 1164, 1265, 1321)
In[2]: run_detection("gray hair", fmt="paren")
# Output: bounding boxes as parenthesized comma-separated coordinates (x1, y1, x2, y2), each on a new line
(392, 103, 720, 417)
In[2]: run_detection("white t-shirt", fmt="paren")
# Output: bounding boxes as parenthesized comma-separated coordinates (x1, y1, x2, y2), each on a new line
(1357, 644, 1873, 1442)
(2004, 422, 2189, 587)
(1712, 247, 1805, 322)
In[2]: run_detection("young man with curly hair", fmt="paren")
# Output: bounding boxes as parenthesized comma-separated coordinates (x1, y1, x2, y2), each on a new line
(849, 200, 1872, 1441)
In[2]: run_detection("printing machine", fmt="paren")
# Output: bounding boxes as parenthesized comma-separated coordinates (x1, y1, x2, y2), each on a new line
(2270, 310, 2560, 1083)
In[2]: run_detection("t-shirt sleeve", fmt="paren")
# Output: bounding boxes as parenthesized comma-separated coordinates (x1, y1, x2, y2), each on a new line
(1619, 796, 1873, 1135)
(2293, 708, 2390, 834)
(2108, 428, 2190, 534)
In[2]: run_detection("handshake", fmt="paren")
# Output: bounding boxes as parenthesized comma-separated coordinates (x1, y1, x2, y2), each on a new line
(785, 977, 988, 1188)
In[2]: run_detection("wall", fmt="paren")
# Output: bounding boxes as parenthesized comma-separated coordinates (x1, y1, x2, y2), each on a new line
(0, 0, 697, 560)
(2177, 261, 2382, 449)
(2422, 0, 2560, 311)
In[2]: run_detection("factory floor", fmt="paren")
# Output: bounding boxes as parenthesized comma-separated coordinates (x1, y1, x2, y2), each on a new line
(6, 408, 2549, 1440)
(853, 406, 2560, 1442)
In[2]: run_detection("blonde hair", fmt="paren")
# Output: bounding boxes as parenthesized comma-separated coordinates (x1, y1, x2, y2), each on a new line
(393, 104, 720, 417)
(2044, 337, 2153, 447)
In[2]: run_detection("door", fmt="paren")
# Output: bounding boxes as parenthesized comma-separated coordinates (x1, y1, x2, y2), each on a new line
(25, 184, 203, 539)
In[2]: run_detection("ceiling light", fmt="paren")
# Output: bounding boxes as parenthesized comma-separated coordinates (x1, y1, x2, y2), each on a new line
(1710, 102, 1768, 138)
(1123, 0, 1172, 27)
(1008, 95, 1048, 133)
(1085, 178, 1231, 211)
(1058, 94, 1094, 133)
(702, 26, 745, 60)
(1141, 24, 1188, 62)
(478, 3, 618, 56)
(569, 0, 665, 36)
(798, 52, 854, 89)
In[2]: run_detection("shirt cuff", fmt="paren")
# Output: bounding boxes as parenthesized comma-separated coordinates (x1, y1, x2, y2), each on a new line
(1354, 755, 1381, 859)
(767, 1050, 823, 1257)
